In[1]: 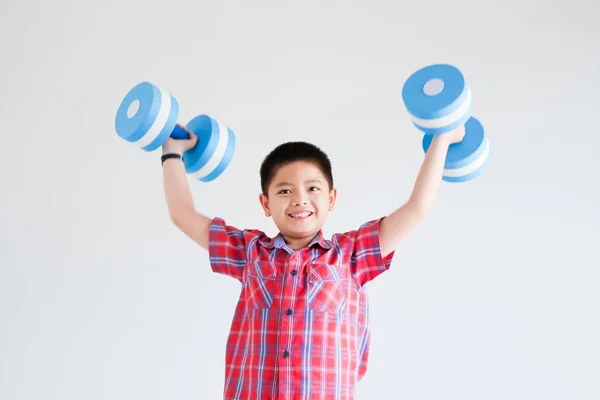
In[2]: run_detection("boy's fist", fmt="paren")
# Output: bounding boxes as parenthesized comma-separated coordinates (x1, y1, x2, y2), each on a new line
(441, 125, 466, 145)
(162, 124, 198, 155)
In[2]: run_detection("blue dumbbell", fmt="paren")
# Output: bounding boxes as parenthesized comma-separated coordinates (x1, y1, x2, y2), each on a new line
(114, 82, 236, 182)
(401, 64, 490, 183)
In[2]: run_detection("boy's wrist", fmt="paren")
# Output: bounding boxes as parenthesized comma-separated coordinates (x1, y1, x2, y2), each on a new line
(430, 134, 452, 147)
(162, 146, 183, 156)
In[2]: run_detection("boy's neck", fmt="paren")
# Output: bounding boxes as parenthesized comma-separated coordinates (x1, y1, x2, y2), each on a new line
(281, 231, 321, 251)
(283, 236, 313, 251)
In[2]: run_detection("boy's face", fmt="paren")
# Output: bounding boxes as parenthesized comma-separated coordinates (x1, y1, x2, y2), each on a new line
(259, 161, 337, 250)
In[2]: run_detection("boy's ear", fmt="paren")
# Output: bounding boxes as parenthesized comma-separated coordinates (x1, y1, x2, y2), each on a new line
(259, 193, 271, 217)
(328, 187, 337, 211)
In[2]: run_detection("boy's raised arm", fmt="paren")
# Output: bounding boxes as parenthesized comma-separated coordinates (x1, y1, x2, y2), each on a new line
(162, 129, 212, 250)
(378, 128, 465, 257)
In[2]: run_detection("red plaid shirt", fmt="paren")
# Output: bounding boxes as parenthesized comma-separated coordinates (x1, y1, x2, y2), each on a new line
(208, 216, 395, 400)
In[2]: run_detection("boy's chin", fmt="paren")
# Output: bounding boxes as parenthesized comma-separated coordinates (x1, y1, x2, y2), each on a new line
(273, 213, 327, 232)
(280, 219, 321, 235)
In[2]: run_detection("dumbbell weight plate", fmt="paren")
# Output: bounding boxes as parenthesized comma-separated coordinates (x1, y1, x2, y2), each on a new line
(422, 117, 490, 182)
(402, 64, 472, 135)
(115, 82, 184, 151)
(182, 115, 236, 182)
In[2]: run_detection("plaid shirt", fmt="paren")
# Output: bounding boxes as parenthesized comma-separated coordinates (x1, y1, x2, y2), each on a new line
(209, 217, 395, 400)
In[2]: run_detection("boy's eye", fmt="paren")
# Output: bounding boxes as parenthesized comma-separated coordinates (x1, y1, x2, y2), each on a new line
(277, 187, 319, 194)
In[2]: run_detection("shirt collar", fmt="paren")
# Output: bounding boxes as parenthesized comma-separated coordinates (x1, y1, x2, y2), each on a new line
(260, 230, 332, 251)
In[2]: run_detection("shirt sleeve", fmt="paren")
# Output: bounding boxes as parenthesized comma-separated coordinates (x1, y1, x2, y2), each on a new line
(208, 217, 249, 282)
(343, 217, 395, 288)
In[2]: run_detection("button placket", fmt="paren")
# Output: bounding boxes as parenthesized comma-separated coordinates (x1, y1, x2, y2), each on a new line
(279, 253, 300, 365)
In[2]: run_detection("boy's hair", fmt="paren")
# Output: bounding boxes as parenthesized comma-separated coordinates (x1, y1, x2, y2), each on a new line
(260, 141, 334, 196)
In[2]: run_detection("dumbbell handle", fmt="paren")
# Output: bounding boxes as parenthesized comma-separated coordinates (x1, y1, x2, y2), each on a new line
(170, 124, 191, 140)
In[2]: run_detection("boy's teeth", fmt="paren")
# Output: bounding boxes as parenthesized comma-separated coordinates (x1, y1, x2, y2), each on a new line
(290, 212, 312, 218)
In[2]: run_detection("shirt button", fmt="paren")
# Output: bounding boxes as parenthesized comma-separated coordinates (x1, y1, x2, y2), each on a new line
(290, 270, 297, 276)
(283, 350, 290, 358)
(286, 309, 292, 316)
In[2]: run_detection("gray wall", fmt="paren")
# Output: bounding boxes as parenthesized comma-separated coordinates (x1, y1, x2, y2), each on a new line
(1, 0, 599, 398)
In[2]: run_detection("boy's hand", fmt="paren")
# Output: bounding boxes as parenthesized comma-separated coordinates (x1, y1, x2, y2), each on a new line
(162, 124, 198, 155)
(436, 125, 466, 145)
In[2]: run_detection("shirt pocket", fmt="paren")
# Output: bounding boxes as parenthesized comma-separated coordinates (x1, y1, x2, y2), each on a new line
(307, 263, 349, 314)
(243, 260, 277, 309)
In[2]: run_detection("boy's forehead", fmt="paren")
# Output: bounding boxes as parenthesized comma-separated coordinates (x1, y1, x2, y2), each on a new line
(271, 161, 326, 184)
(274, 161, 324, 178)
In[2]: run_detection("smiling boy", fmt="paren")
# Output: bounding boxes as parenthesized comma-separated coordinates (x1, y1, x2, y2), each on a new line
(161, 127, 464, 399)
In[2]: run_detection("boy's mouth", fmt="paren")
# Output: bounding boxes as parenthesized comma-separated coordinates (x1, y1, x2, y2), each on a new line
(288, 212, 313, 219)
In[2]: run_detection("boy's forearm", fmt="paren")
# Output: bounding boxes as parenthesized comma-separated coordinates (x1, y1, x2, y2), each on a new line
(162, 158, 195, 220)
(378, 135, 451, 256)
(162, 157, 212, 249)
(407, 135, 451, 215)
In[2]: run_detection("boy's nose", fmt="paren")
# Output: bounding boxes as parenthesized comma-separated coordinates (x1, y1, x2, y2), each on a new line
(292, 195, 308, 205)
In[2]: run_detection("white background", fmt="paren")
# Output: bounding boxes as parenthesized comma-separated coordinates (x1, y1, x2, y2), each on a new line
(1, 0, 599, 399)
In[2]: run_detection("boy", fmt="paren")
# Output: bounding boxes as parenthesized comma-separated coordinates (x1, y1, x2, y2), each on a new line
(161, 126, 465, 399)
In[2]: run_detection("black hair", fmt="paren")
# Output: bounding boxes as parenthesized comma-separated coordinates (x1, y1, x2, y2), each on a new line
(259, 141, 334, 196)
